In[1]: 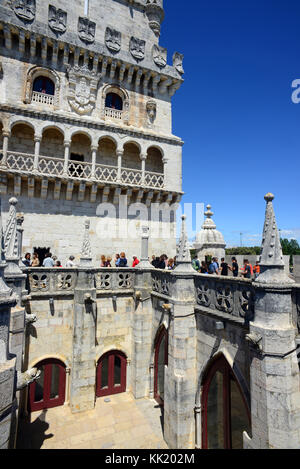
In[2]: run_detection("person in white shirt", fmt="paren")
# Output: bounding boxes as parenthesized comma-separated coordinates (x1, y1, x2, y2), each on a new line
(42, 253, 55, 267)
(66, 255, 76, 267)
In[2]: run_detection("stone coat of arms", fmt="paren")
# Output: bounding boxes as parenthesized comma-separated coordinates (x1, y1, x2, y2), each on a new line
(105, 27, 121, 53)
(12, 0, 36, 22)
(48, 5, 67, 34)
(78, 17, 96, 44)
(67, 65, 101, 115)
(152, 45, 167, 68)
(129, 37, 145, 61)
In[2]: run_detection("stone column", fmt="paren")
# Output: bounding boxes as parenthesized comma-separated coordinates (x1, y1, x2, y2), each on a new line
(164, 216, 197, 449)
(0, 131, 10, 168)
(162, 157, 168, 188)
(63, 140, 71, 176)
(140, 153, 147, 185)
(116, 150, 123, 182)
(244, 194, 300, 449)
(137, 226, 153, 269)
(91, 146, 97, 179)
(33, 135, 41, 171)
(131, 228, 154, 398)
(70, 270, 97, 413)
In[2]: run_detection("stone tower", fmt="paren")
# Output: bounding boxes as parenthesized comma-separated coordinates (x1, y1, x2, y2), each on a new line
(0, 0, 184, 264)
(194, 204, 226, 262)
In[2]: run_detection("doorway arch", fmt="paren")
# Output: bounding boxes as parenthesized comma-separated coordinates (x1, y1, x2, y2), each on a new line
(28, 358, 66, 412)
(154, 326, 168, 405)
(96, 350, 127, 398)
(201, 354, 251, 449)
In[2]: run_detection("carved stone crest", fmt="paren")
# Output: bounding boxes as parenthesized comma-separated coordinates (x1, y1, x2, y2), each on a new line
(105, 27, 121, 53)
(78, 17, 96, 44)
(67, 65, 101, 115)
(48, 5, 67, 34)
(129, 37, 145, 61)
(152, 45, 167, 68)
(173, 52, 184, 75)
(146, 99, 156, 125)
(12, 0, 36, 22)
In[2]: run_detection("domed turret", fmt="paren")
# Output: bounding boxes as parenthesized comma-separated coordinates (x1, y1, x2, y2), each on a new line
(194, 205, 226, 262)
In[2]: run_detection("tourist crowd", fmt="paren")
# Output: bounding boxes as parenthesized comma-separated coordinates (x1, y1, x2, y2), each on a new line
(191, 256, 261, 279)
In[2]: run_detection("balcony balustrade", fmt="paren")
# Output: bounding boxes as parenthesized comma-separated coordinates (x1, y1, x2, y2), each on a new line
(104, 107, 123, 120)
(0, 150, 165, 189)
(31, 91, 55, 106)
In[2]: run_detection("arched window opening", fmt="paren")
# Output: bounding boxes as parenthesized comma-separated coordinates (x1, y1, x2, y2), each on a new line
(105, 92, 123, 111)
(33, 76, 55, 95)
(154, 327, 168, 405)
(97, 137, 117, 166)
(69, 133, 91, 179)
(9, 123, 35, 154)
(40, 128, 64, 159)
(96, 350, 127, 398)
(146, 147, 164, 174)
(28, 358, 66, 412)
(202, 355, 251, 449)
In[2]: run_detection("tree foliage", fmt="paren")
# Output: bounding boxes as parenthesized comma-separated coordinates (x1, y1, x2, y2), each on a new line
(280, 238, 300, 256)
(225, 246, 261, 256)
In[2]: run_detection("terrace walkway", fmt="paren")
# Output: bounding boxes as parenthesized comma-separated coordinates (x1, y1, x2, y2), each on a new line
(17, 393, 168, 450)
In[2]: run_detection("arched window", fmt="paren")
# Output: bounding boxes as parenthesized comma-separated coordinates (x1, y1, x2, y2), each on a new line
(33, 76, 55, 96)
(202, 355, 251, 449)
(28, 358, 66, 412)
(154, 327, 168, 405)
(96, 350, 127, 397)
(105, 92, 123, 111)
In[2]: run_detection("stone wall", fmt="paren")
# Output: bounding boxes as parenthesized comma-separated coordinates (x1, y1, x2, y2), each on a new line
(294, 256, 300, 283)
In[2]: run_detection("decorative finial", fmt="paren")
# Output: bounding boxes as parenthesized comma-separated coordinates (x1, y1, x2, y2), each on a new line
(256, 193, 294, 284)
(4, 197, 19, 259)
(175, 214, 193, 272)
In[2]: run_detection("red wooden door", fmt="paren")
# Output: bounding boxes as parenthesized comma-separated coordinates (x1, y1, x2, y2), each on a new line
(28, 359, 66, 412)
(154, 327, 168, 405)
(202, 355, 251, 449)
(96, 351, 127, 398)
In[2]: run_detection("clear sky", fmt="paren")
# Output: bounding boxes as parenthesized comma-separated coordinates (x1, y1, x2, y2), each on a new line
(162, 0, 300, 246)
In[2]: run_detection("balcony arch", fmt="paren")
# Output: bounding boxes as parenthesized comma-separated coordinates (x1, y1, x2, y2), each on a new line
(102, 84, 129, 124)
(40, 127, 65, 159)
(9, 122, 35, 154)
(69, 132, 92, 179)
(97, 136, 118, 166)
(24, 66, 61, 108)
(146, 146, 164, 174)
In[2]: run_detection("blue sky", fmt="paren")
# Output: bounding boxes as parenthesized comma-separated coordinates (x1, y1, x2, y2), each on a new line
(162, 0, 300, 246)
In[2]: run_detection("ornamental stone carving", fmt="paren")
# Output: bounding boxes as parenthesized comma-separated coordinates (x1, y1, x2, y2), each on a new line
(173, 52, 184, 75)
(48, 5, 67, 34)
(12, 0, 36, 22)
(152, 45, 167, 68)
(4, 197, 18, 259)
(129, 37, 145, 61)
(67, 65, 101, 115)
(105, 27, 121, 53)
(145, 0, 165, 36)
(146, 99, 156, 125)
(78, 17, 96, 44)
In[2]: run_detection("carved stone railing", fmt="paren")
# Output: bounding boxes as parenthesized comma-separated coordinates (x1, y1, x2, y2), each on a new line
(145, 171, 164, 189)
(194, 274, 255, 322)
(104, 107, 123, 120)
(121, 167, 143, 186)
(6, 151, 35, 172)
(31, 91, 54, 106)
(151, 270, 173, 297)
(0, 151, 165, 190)
(26, 268, 136, 296)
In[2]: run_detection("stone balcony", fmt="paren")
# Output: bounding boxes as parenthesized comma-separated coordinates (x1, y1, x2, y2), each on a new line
(0, 150, 165, 190)
(31, 91, 55, 106)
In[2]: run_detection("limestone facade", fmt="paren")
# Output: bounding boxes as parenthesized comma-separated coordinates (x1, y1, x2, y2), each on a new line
(0, 0, 184, 264)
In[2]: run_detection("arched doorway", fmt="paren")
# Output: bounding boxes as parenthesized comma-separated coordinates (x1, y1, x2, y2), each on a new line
(28, 358, 66, 412)
(201, 355, 251, 449)
(154, 327, 168, 405)
(96, 350, 127, 398)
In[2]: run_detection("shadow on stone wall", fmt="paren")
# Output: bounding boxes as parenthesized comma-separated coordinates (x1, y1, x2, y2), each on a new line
(16, 410, 54, 449)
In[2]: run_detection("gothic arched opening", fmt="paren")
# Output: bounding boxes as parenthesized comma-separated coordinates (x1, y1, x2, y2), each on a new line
(122, 142, 141, 170)
(146, 146, 164, 174)
(201, 354, 251, 449)
(154, 326, 168, 405)
(69, 132, 92, 178)
(97, 137, 118, 167)
(105, 92, 123, 111)
(9, 123, 35, 154)
(40, 127, 64, 159)
(28, 358, 66, 412)
(96, 350, 127, 398)
(33, 76, 55, 96)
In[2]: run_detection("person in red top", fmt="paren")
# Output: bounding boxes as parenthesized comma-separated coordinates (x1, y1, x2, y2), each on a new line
(132, 256, 140, 267)
(253, 261, 260, 278)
